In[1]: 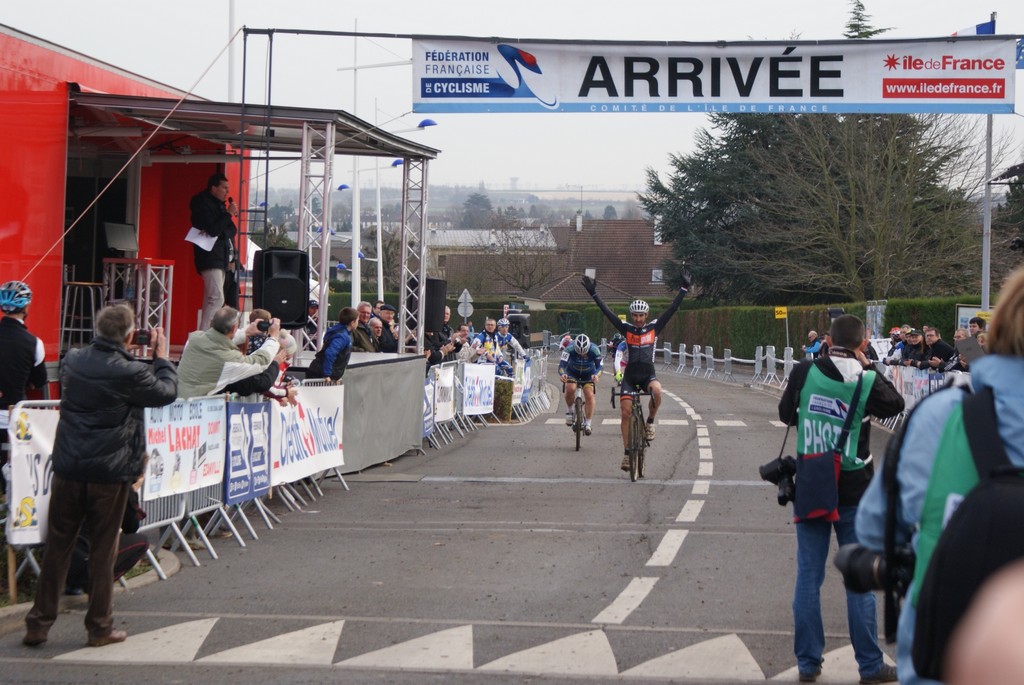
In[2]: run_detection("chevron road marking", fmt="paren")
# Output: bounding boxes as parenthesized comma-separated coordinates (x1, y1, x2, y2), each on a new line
(771, 644, 896, 682)
(198, 620, 344, 665)
(54, 617, 219, 662)
(623, 633, 765, 680)
(478, 629, 618, 676)
(336, 624, 474, 670)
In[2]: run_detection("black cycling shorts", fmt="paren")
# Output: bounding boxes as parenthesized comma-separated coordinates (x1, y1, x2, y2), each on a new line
(621, 364, 656, 394)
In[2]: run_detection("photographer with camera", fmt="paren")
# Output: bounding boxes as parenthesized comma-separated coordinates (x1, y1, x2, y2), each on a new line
(853, 266, 1024, 685)
(777, 314, 904, 683)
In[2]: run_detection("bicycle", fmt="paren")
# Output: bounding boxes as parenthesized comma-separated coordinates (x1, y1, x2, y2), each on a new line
(611, 385, 651, 482)
(562, 380, 589, 451)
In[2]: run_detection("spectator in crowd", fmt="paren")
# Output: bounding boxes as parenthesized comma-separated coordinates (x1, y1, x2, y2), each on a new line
(0, 280, 47, 492)
(953, 327, 970, 342)
(471, 317, 501, 352)
(307, 307, 358, 382)
(441, 305, 454, 343)
(24, 304, 177, 648)
(944, 327, 973, 372)
(263, 332, 299, 405)
(802, 330, 823, 358)
(857, 266, 1024, 685)
(883, 326, 912, 366)
(863, 328, 879, 362)
(424, 329, 461, 369)
(922, 327, 955, 370)
(377, 304, 400, 353)
(304, 298, 320, 341)
(351, 301, 377, 353)
(190, 172, 238, 331)
(969, 316, 987, 337)
(471, 319, 513, 377)
(977, 331, 989, 351)
(779, 314, 903, 684)
(495, 318, 526, 360)
(900, 329, 928, 368)
(373, 300, 385, 319)
(368, 318, 384, 351)
(453, 324, 476, 362)
(245, 308, 273, 354)
(64, 486, 148, 596)
(176, 307, 280, 399)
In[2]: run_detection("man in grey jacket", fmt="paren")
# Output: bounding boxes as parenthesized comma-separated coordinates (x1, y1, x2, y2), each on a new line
(24, 304, 177, 648)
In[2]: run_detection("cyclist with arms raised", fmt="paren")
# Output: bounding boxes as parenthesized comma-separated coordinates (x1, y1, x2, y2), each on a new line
(582, 273, 690, 471)
(558, 334, 602, 436)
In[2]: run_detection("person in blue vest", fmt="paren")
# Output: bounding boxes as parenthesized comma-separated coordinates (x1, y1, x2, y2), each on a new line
(779, 314, 904, 684)
(856, 266, 1024, 685)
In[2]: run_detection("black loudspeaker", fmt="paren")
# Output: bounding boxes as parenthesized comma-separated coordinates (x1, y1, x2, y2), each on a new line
(252, 248, 309, 328)
(406, 277, 447, 332)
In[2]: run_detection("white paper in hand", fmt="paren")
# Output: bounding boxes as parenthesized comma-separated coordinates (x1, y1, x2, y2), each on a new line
(185, 227, 216, 252)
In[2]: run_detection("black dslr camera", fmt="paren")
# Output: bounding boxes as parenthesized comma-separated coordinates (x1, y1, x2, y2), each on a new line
(834, 543, 915, 596)
(256, 319, 272, 332)
(759, 455, 796, 506)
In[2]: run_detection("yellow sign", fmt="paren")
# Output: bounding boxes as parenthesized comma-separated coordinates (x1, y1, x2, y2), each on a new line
(775, 307, 788, 320)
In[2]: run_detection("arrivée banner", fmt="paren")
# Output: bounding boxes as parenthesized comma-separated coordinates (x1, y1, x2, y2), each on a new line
(412, 37, 1016, 114)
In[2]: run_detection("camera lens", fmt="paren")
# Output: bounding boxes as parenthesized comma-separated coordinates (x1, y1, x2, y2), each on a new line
(257, 320, 271, 332)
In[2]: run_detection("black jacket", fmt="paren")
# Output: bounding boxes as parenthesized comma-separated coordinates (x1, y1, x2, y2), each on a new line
(54, 338, 178, 483)
(779, 355, 905, 506)
(189, 189, 236, 273)
(0, 316, 47, 409)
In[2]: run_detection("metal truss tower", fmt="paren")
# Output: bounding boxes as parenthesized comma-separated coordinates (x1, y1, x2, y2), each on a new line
(398, 158, 429, 354)
(296, 121, 335, 351)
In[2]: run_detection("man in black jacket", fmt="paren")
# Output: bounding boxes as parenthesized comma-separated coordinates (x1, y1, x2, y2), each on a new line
(778, 315, 903, 683)
(24, 304, 177, 649)
(190, 172, 238, 331)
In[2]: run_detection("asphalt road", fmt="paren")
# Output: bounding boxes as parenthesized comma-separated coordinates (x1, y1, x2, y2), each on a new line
(0, 358, 897, 684)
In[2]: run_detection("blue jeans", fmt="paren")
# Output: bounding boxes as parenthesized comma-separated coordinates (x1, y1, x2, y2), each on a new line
(793, 505, 884, 678)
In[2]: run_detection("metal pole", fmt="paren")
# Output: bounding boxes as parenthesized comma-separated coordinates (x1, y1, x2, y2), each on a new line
(350, 20, 361, 308)
(982, 113, 993, 311)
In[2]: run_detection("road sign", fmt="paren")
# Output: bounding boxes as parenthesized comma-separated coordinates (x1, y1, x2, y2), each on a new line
(458, 301, 474, 319)
(774, 307, 788, 320)
(459, 289, 474, 304)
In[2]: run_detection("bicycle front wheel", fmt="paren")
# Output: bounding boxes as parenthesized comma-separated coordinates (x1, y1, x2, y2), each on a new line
(629, 413, 644, 482)
(574, 396, 585, 451)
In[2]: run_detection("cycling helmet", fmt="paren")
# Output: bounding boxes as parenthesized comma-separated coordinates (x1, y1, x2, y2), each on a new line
(573, 334, 590, 355)
(497, 318, 510, 327)
(0, 280, 32, 313)
(629, 299, 649, 315)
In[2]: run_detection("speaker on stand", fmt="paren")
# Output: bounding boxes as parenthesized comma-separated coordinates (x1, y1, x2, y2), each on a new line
(252, 248, 309, 328)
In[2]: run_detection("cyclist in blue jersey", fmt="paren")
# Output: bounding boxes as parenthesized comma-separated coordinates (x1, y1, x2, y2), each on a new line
(582, 273, 690, 469)
(558, 334, 602, 435)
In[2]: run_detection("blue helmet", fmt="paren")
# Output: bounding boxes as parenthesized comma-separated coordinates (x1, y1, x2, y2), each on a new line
(0, 280, 32, 313)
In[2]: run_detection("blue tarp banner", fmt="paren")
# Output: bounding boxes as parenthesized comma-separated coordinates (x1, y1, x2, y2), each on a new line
(224, 402, 272, 506)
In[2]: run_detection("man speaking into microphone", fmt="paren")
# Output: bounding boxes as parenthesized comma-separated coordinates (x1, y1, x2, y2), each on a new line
(190, 172, 238, 330)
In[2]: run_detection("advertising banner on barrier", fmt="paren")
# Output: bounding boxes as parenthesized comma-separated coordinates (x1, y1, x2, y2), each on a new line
(462, 363, 496, 416)
(413, 37, 1016, 115)
(512, 359, 525, 404)
(520, 358, 534, 407)
(143, 398, 226, 502)
(434, 364, 456, 422)
(423, 375, 435, 438)
(270, 384, 345, 485)
(224, 402, 272, 506)
(5, 407, 59, 545)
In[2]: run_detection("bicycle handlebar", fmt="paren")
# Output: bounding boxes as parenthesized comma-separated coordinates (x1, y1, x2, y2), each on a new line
(611, 386, 651, 408)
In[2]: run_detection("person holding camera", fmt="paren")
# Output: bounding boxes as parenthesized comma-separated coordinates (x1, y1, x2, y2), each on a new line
(854, 266, 1024, 685)
(176, 306, 280, 399)
(778, 314, 904, 683)
(24, 304, 177, 648)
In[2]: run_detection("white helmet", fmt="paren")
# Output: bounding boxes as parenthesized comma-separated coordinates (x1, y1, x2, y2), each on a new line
(573, 334, 590, 355)
(629, 299, 649, 314)
(497, 318, 510, 327)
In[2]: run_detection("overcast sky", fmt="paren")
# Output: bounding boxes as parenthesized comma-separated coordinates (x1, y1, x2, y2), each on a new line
(3, 1, 1023, 193)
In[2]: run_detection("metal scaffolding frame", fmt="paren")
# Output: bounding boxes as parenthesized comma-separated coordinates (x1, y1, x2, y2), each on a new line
(296, 121, 335, 351)
(398, 158, 429, 355)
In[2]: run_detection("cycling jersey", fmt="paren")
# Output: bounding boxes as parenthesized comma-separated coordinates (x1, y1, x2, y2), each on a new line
(495, 331, 525, 359)
(559, 344, 603, 382)
(590, 289, 687, 369)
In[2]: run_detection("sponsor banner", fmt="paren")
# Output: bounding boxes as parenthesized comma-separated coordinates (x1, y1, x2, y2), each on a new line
(5, 407, 59, 545)
(224, 402, 272, 506)
(512, 359, 526, 404)
(270, 385, 345, 485)
(413, 38, 1016, 114)
(143, 398, 226, 502)
(462, 363, 496, 416)
(423, 375, 435, 438)
(435, 364, 456, 422)
(520, 358, 533, 407)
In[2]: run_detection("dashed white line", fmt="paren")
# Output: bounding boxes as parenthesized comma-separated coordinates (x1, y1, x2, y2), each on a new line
(715, 420, 747, 427)
(696, 426, 709, 437)
(692, 480, 710, 495)
(698, 462, 714, 477)
(770, 420, 788, 428)
(699, 448, 713, 460)
(646, 529, 689, 566)
(698, 437, 711, 447)
(591, 577, 660, 624)
(676, 500, 704, 523)
(659, 419, 689, 426)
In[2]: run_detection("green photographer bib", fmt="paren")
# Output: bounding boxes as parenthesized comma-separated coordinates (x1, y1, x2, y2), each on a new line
(797, 366, 873, 470)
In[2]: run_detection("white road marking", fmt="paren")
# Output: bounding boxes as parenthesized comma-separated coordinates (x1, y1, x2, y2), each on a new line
(697, 426, 709, 436)
(55, 618, 219, 662)
(646, 529, 689, 566)
(624, 633, 765, 680)
(770, 420, 788, 428)
(545, 418, 571, 425)
(200, 620, 345, 665)
(659, 419, 689, 426)
(337, 625, 474, 670)
(692, 480, 711, 495)
(699, 448, 713, 460)
(692, 414, 702, 421)
(601, 418, 620, 426)
(698, 462, 714, 477)
(715, 420, 747, 427)
(698, 437, 711, 447)
(591, 577, 660, 624)
(478, 629, 618, 676)
(770, 644, 895, 681)
(676, 500, 705, 523)
(679, 401, 691, 409)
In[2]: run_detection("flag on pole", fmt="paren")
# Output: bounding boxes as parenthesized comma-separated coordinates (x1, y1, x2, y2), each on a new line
(951, 20, 996, 36)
